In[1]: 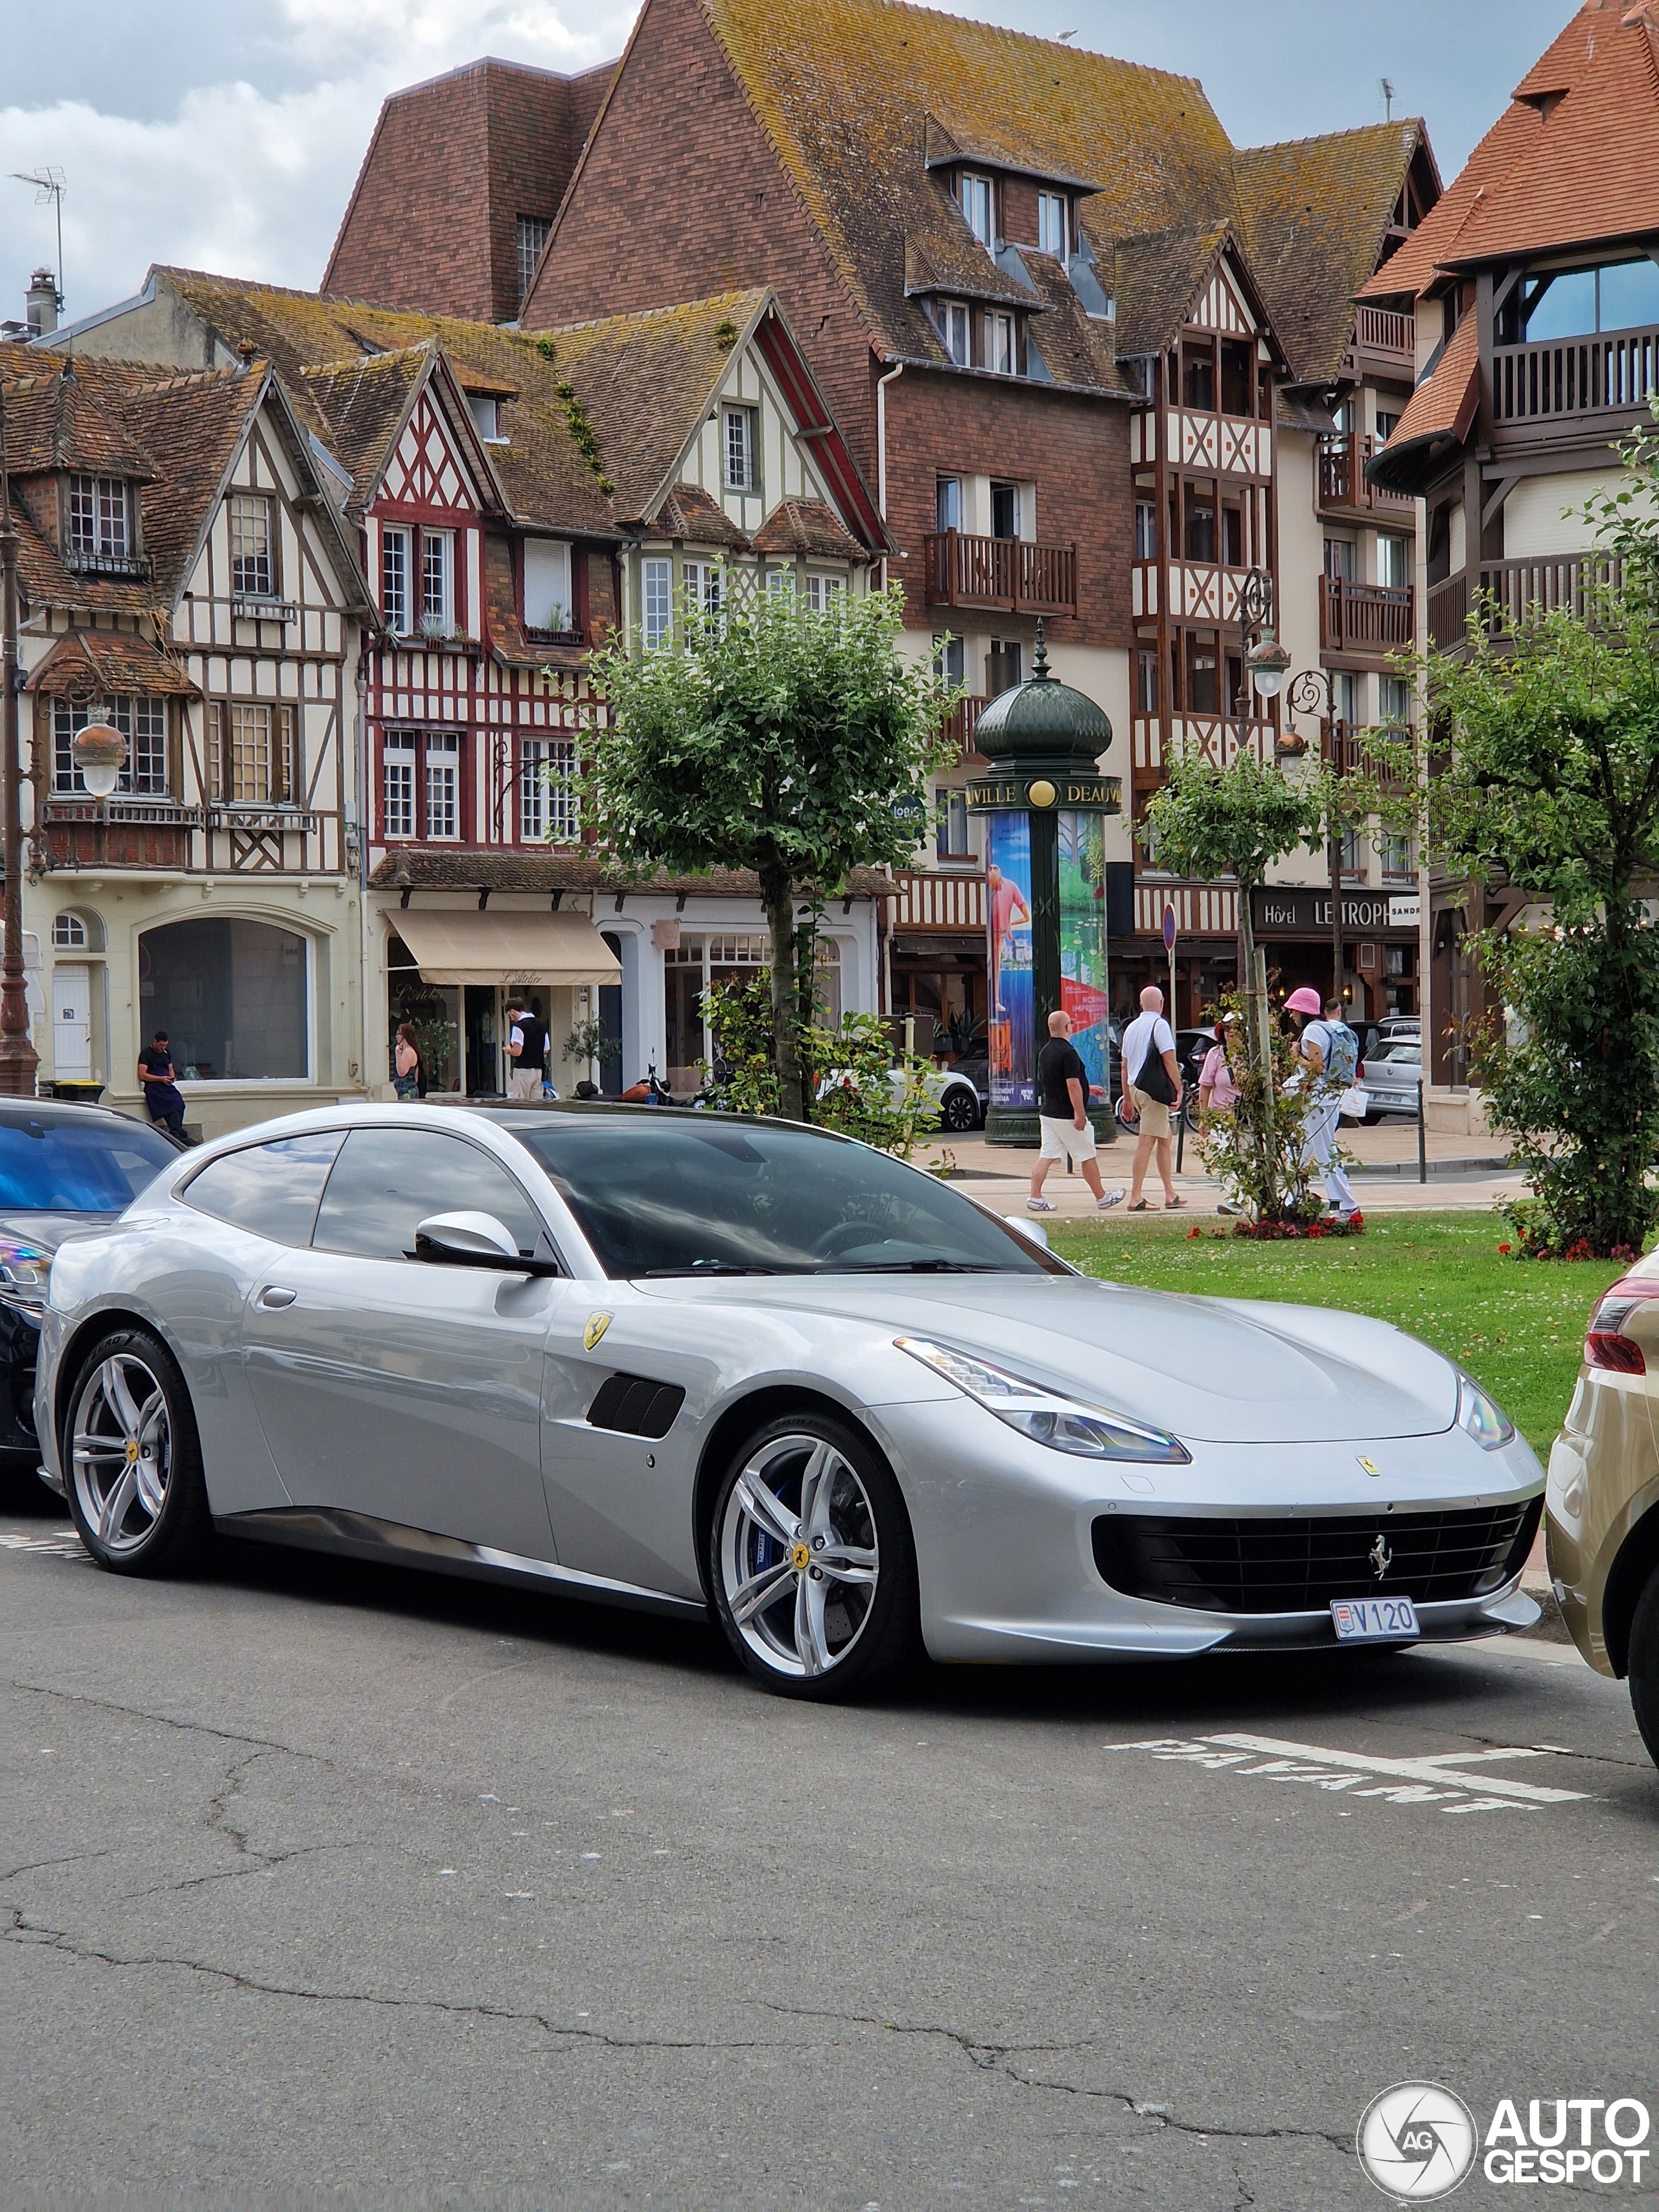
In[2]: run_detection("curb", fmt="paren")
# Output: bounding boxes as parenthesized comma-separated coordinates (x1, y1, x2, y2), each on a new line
(1349, 1154, 1515, 1180)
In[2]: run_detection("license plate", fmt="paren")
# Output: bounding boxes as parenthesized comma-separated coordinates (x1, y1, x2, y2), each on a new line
(1331, 1594, 1420, 1642)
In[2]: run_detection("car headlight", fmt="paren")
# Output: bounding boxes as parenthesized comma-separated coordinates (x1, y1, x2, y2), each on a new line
(1456, 1372, 1514, 1450)
(0, 1253, 49, 1307)
(896, 1336, 1190, 1463)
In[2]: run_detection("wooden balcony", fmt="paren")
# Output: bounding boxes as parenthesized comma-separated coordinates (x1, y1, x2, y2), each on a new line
(1429, 553, 1629, 651)
(1349, 304, 1415, 366)
(1316, 432, 1415, 517)
(923, 530, 1078, 617)
(1321, 718, 1413, 789)
(1426, 573, 1468, 652)
(40, 798, 202, 870)
(886, 868, 986, 934)
(1492, 322, 1659, 429)
(943, 693, 990, 758)
(1319, 576, 1413, 659)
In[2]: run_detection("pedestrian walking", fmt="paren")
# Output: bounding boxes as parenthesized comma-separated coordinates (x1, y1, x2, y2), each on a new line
(1286, 987, 1358, 1218)
(1027, 1009, 1122, 1213)
(504, 997, 548, 1100)
(392, 1021, 424, 1100)
(136, 1030, 188, 1140)
(1119, 986, 1184, 1211)
(1196, 1015, 1241, 1132)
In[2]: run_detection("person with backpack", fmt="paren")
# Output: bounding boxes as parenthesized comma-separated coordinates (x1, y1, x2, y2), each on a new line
(1119, 985, 1184, 1211)
(1286, 987, 1358, 1218)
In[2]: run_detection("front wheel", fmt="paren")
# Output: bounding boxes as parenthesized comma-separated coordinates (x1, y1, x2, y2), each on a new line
(709, 1411, 919, 1699)
(939, 1086, 979, 1134)
(1629, 1565, 1659, 1770)
(64, 1328, 209, 1576)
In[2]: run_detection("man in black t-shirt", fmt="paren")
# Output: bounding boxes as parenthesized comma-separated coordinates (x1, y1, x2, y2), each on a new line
(1028, 1008, 1121, 1213)
(137, 1030, 187, 1137)
(505, 999, 548, 1100)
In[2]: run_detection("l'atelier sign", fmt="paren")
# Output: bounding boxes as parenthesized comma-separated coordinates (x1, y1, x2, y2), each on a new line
(965, 774, 1122, 812)
(1251, 888, 1419, 935)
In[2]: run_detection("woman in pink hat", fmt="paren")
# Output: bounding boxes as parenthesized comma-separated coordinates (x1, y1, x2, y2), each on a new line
(1285, 986, 1357, 1218)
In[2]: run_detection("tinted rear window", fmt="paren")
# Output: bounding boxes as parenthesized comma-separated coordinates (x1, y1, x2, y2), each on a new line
(181, 1131, 345, 1246)
(507, 1115, 1058, 1279)
(0, 1115, 180, 1212)
(311, 1126, 550, 1262)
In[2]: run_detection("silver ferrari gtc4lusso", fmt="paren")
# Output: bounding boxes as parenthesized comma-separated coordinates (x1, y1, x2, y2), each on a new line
(34, 1103, 1544, 1698)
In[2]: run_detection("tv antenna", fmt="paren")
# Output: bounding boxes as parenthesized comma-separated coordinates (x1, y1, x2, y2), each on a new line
(11, 168, 66, 312)
(1379, 77, 1396, 122)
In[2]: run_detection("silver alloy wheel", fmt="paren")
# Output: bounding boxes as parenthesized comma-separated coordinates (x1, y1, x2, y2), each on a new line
(71, 1352, 172, 1557)
(719, 1432, 879, 1679)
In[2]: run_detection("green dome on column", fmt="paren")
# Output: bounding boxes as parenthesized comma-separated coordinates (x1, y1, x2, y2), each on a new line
(972, 620, 1112, 773)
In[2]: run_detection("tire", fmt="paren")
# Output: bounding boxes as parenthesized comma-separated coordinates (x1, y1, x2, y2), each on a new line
(62, 1327, 209, 1577)
(940, 1086, 978, 1134)
(1629, 1565, 1659, 1771)
(708, 1409, 919, 1701)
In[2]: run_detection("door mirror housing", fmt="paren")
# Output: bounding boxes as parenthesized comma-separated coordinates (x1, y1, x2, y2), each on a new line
(414, 1211, 555, 1274)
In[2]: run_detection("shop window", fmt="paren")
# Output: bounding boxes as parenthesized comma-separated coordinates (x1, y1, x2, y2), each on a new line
(138, 916, 309, 1082)
(386, 933, 459, 1093)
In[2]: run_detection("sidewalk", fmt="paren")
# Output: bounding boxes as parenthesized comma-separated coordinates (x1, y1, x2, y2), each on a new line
(922, 1121, 1529, 1219)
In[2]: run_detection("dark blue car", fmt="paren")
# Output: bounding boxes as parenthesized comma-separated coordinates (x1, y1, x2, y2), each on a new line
(0, 1100, 183, 1472)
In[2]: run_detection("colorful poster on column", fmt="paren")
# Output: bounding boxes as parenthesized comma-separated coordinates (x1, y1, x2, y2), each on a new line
(985, 811, 1034, 1109)
(1057, 809, 1111, 1102)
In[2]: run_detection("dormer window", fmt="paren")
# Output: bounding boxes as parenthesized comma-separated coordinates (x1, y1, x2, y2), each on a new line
(69, 474, 128, 560)
(1037, 193, 1067, 260)
(523, 538, 573, 634)
(938, 301, 970, 366)
(959, 173, 994, 251)
(986, 312, 1015, 375)
(468, 394, 505, 443)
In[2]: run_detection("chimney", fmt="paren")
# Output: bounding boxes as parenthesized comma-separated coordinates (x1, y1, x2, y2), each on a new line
(26, 268, 59, 338)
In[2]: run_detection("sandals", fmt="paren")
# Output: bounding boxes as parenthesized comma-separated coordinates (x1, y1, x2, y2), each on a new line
(1127, 1198, 1150, 1212)
(1166, 1196, 1187, 1209)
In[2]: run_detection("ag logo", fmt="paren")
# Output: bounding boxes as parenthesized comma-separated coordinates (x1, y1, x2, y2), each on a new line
(1357, 2082, 1478, 2200)
(583, 1312, 612, 1351)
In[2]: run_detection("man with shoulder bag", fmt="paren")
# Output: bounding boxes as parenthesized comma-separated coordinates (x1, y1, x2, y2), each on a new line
(1119, 986, 1183, 1211)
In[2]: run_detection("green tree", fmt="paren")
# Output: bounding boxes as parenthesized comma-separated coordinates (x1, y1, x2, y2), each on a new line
(580, 582, 953, 1119)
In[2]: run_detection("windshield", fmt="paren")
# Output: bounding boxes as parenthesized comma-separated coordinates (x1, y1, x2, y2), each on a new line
(0, 1114, 178, 1213)
(507, 1113, 1062, 1278)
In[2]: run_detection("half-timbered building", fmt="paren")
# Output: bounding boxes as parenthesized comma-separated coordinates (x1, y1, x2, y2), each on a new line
(0, 343, 371, 1134)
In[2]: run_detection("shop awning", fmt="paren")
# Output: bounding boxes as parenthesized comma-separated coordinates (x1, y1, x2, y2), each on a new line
(395, 908, 621, 989)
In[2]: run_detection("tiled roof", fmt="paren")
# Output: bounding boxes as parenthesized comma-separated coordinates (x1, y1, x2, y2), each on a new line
(1235, 122, 1432, 383)
(1361, 1, 1658, 297)
(1111, 222, 1233, 358)
(701, 0, 1237, 382)
(0, 350, 158, 480)
(370, 848, 894, 898)
(298, 345, 439, 510)
(26, 628, 199, 697)
(748, 498, 863, 559)
(649, 482, 750, 549)
(1364, 311, 1480, 493)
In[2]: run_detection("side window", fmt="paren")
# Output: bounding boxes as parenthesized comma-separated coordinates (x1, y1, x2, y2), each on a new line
(180, 1131, 345, 1246)
(311, 1128, 549, 1263)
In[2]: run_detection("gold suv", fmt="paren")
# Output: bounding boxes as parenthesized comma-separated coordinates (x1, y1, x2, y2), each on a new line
(1546, 1262, 1659, 1765)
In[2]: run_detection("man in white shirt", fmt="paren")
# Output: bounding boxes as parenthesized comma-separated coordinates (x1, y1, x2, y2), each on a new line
(1119, 985, 1183, 1211)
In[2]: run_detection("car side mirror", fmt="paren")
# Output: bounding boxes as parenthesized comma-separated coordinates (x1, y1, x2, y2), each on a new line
(415, 1211, 551, 1274)
(1003, 1212, 1049, 1250)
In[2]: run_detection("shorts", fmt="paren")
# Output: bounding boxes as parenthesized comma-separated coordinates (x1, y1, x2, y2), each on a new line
(1130, 1088, 1172, 1138)
(508, 1068, 544, 1100)
(1038, 1115, 1097, 1167)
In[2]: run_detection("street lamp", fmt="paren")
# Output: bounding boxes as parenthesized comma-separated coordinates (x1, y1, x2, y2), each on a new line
(1285, 668, 1348, 1010)
(0, 378, 40, 1096)
(72, 722, 128, 800)
(1232, 566, 1276, 762)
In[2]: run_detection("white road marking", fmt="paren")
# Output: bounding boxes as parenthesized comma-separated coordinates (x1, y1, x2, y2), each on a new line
(0, 1531, 88, 1561)
(1106, 1730, 1590, 1813)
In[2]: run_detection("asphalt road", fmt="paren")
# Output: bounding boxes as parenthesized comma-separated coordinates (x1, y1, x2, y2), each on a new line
(4, 1479, 1656, 2212)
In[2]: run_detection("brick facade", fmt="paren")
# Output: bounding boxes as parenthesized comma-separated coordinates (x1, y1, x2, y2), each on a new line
(325, 57, 616, 323)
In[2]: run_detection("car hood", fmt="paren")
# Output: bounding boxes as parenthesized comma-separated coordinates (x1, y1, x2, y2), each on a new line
(634, 1274, 1459, 1443)
(0, 1209, 119, 1261)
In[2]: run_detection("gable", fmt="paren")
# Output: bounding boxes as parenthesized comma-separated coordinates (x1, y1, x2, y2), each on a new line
(1187, 253, 1261, 338)
(380, 387, 485, 516)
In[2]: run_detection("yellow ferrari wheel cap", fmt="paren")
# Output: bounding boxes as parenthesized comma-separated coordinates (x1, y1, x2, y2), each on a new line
(125, 1436, 140, 1463)
(583, 1312, 612, 1351)
(790, 1541, 811, 1572)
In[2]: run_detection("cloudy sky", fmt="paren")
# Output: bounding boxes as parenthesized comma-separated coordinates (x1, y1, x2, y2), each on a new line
(3, 0, 1570, 330)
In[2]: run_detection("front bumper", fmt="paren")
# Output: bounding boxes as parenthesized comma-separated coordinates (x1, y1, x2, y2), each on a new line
(868, 1397, 1546, 1664)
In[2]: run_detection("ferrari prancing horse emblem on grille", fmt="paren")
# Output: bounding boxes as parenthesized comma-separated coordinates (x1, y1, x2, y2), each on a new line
(1357, 1456, 1380, 1477)
(583, 1312, 612, 1351)
(1369, 1533, 1393, 1581)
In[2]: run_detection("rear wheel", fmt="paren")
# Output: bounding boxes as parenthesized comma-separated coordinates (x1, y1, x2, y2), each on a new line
(1629, 1564, 1659, 1770)
(709, 1410, 918, 1700)
(64, 1329, 209, 1576)
(940, 1086, 979, 1134)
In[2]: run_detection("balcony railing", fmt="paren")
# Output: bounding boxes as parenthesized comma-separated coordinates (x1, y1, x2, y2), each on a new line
(1316, 432, 1415, 516)
(1318, 576, 1413, 657)
(886, 868, 986, 933)
(943, 693, 990, 757)
(1430, 553, 1630, 649)
(1492, 322, 1659, 426)
(1321, 718, 1414, 788)
(923, 530, 1078, 616)
(1352, 305, 1414, 362)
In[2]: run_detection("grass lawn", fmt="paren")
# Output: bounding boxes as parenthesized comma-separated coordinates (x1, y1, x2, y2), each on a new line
(1047, 1211, 1625, 1459)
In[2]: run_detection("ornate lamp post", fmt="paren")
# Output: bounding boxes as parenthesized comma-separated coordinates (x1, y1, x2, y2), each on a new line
(965, 623, 1120, 1147)
(1284, 668, 1347, 1007)
(0, 379, 40, 1097)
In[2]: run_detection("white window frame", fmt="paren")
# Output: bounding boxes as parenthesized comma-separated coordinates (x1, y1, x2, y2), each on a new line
(516, 215, 550, 305)
(468, 395, 504, 444)
(1037, 192, 1068, 261)
(426, 732, 459, 841)
(522, 539, 574, 634)
(229, 493, 274, 598)
(520, 736, 577, 844)
(683, 560, 723, 631)
(641, 556, 673, 650)
(1377, 533, 1410, 590)
(806, 573, 845, 614)
(52, 912, 87, 949)
(421, 530, 455, 638)
(1135, 500, 1157, 560)
(940, 303, 970, 367)
(987, 312, 1015, 375)
(69, 474, 128, 560)
(959, 173, 994, 250)
(723, 406, 758, 493)
(382, 527, 411, 636)
(382, 731, 416, 840)
(52, 695, 168, 797)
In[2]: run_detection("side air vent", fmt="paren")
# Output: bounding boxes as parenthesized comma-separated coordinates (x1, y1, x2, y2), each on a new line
(586, 1373, 685, 1440)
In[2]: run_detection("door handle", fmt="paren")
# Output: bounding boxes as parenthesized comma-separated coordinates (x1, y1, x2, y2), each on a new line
(259, 1286, 297, 1309)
